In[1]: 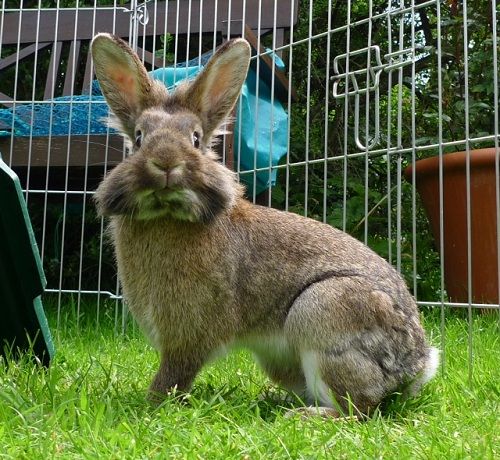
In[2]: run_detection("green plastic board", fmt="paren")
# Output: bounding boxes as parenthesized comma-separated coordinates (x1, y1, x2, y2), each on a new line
(0, 154, 54, 365)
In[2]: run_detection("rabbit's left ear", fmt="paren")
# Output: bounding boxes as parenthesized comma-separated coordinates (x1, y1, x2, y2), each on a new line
(91, 33, 157, 138)
(187, 39, 251, 136)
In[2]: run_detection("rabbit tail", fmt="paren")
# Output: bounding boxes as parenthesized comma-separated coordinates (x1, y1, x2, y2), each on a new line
(405, 346, 440, 398)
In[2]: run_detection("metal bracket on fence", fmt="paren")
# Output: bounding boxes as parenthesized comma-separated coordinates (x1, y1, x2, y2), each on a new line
(120, 0, 151, 26)
(119, 0, 151, 51)
(331, 45, 415, 151)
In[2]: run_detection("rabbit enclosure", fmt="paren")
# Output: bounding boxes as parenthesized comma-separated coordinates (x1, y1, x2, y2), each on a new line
(0, 0, 499, 457)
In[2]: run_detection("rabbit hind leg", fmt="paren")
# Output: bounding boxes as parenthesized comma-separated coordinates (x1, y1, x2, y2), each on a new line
(255, 354, 307, 399)
(300, 347, 390, 418)
(284, 277, 404, 418)
(245, 335, 308, 398)
(251, 338, 387, 419)
(281, 347, 380, 420)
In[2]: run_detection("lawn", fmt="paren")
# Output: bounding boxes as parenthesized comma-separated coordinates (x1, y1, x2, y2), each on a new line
(0, 301, 498, 459)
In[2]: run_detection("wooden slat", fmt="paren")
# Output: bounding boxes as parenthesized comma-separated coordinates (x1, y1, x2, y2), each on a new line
(0, 42, 51, 71)
(243, 25, 297, 103)
(0, 92, 14, 108)
(138, 48, 166, 69)
(44, 42, 63, 100)
(0, 135, 125, 168)
(1, 1, 299, 44)
(82, 50, 93, 93)
(274, 28, 285, 59)
(63, 40, 81, 96)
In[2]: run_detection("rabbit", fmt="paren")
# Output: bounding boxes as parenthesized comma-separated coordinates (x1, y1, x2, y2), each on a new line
(91, 33, 439, 418)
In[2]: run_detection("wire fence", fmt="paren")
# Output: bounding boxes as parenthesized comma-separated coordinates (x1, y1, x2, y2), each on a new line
(0, 1, 498, 349)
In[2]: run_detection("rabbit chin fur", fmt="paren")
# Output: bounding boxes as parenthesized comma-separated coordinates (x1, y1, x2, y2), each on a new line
(92, 34, 438, 417)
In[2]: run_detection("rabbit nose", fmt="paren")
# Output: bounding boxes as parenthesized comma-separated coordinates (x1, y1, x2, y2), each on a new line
(148, 160, 184, 187)
(164, 164, 184, 187)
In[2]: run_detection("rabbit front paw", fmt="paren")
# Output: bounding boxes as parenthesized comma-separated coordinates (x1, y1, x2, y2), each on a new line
(147, 352, 204, 402)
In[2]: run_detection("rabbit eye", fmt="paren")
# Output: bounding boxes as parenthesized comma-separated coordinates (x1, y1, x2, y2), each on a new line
(192, 131, 200, 149)
(135, 130, 143, 148)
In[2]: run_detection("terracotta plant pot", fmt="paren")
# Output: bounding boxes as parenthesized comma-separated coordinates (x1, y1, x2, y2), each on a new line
(404, 147, 499, 304)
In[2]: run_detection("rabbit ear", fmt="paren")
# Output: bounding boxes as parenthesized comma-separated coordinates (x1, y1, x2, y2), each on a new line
(187, 39, 251, 136)
(91, 33, 155, 137)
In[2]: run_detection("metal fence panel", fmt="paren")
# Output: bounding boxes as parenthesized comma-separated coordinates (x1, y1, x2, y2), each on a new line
(0, 1, 498, 371)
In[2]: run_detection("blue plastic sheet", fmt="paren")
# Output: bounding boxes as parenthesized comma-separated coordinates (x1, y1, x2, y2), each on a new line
(0, 56, 289, 194)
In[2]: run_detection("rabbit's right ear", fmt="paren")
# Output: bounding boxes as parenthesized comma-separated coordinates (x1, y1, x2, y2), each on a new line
(91, 33, 155, 138)
(186, 39, 251, 137)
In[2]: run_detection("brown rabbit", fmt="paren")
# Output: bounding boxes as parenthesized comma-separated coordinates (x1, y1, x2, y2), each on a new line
(92, 34, 438, 418)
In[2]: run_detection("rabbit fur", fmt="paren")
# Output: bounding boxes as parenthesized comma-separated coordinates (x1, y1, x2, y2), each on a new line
(91, 34, 438, 417)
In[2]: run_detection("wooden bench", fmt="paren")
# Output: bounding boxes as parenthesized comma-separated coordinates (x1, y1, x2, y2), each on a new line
(0, 1, 298, 193)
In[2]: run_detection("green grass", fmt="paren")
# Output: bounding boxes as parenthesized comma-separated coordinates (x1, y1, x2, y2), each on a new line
(0, 303, 498, 459)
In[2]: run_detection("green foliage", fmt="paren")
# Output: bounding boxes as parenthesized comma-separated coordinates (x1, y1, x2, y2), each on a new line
(155, 33, 176, 64)
(27, 197, 116, 292)
(413, 0, 499, 145)
(271, 0, 498, 301)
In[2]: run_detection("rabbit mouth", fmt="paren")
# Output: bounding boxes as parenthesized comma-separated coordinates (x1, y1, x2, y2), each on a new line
(135, 188, 202, 222)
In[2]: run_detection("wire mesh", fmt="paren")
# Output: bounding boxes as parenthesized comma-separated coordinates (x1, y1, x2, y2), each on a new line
(0, 1, 498, 371)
